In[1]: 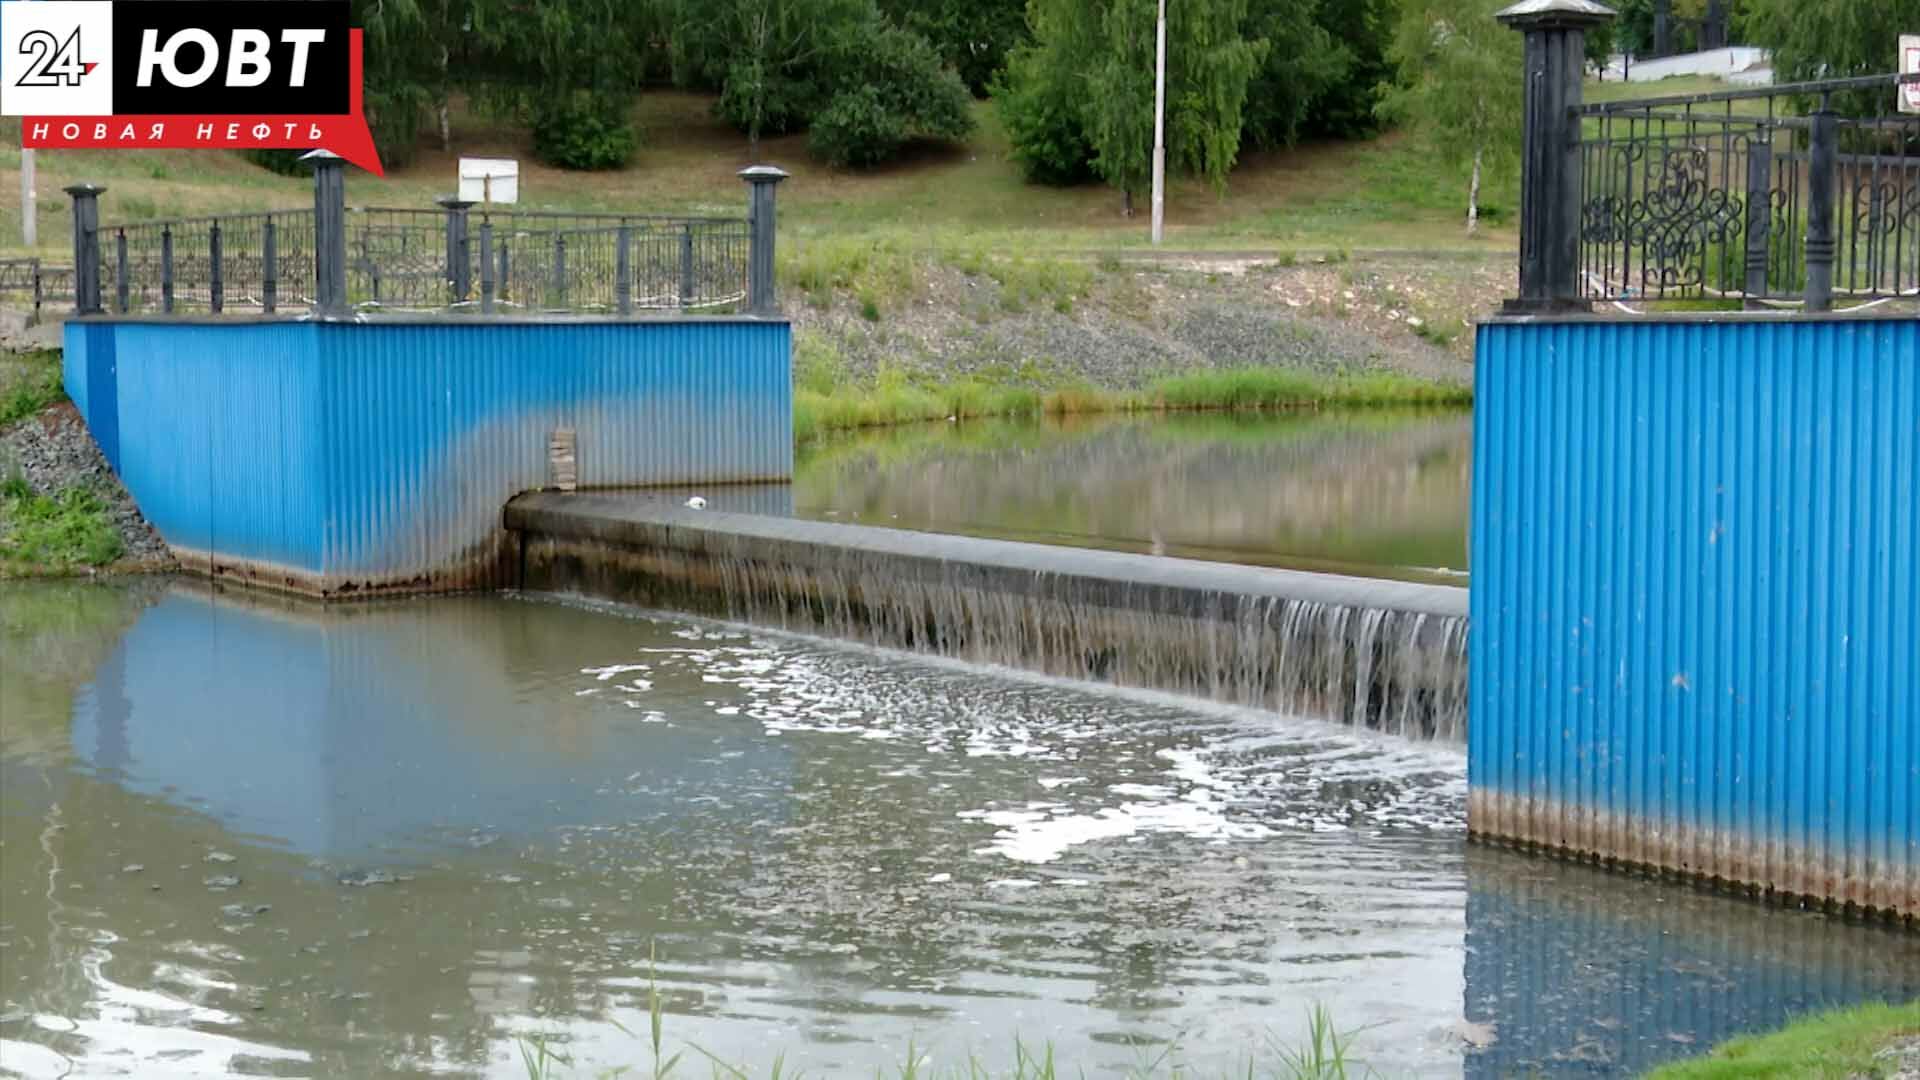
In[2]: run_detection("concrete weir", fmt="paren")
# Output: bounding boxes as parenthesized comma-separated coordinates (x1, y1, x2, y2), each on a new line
(506, 493, 1470, 740)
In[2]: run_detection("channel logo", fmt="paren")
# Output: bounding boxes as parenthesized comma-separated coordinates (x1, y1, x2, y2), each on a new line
(2, 0, 382, 174)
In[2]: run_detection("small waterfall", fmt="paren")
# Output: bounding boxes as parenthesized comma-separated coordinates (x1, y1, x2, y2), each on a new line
(511, 501, 1470, 741)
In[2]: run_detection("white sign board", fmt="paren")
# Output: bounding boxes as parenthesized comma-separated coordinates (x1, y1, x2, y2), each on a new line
(1903, 35, 1920, 116)
(458, 158, 520, 204)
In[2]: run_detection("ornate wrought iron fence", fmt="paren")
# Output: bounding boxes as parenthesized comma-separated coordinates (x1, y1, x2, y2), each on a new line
(1578, 74, 1920, 309)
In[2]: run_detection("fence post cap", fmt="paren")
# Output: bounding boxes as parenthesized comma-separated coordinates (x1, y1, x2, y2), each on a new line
(62, 183, 107, 197)
(1495, 0, 1616, 29)
(300, 149, 344, 167)
(436, 196, 478, 210)
(738, 165, 790, 184)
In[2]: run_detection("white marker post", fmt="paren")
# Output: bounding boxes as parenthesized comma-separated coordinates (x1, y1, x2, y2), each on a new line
(1901, 35, 1920, 116)
(458, 158, 520, 205)
(1150, 0, 1167, 245)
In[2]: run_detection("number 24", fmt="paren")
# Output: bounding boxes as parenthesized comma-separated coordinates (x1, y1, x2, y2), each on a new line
(16, 28, 87, 88)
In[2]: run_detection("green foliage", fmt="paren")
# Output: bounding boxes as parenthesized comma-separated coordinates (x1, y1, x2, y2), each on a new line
(809, 25, 974, 167)
(530, 90, 639, 170)
(879, 0, 1029, 96)
(0, 484, 124, 571)
(1294, 0, 1397, 141)
(1, 350, 65, 427)
(1746, 0, 1920, 117)
(1377, 0, 1523, 228)
(675, 0, 972, 166)
(242, 149, 310, 177)
(996, 0, 1393, 204)
(994, 29, 1099, 184)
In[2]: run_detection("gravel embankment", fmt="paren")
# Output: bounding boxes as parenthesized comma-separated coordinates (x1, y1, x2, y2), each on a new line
(788, 255, 1495, 389)
(1, 400, 174, 569)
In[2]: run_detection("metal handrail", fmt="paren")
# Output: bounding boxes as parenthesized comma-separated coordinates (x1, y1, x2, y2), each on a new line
(1581, 72, 1920, 116)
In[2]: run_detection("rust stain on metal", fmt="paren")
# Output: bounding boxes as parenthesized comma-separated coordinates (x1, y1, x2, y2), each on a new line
(1468, 790, 1916, 927)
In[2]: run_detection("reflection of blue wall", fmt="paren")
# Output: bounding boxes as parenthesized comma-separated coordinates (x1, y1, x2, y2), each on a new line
(64, 317, 793, 593)
(1462, 852, 1920, 1077)
(70, 590, 793, 861)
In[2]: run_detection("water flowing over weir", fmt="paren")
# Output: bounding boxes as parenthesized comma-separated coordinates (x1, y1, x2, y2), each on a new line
(505, 494, 1471, 739)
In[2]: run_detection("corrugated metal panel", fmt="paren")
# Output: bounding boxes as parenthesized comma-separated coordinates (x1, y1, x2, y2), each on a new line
(68, 318, 791, 595)
(107, 322, 322, 574)
(1470, 315, 1918, 919)
(1462, 847, 1920, 1077)
(315, 320, 791, 590)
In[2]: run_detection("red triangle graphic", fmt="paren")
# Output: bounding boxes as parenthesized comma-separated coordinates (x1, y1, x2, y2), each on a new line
(84, 62, 99, 75)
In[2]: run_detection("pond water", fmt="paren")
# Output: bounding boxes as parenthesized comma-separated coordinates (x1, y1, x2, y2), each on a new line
(792, 411, 1474, 586)
(3, 582, 1915, 1078)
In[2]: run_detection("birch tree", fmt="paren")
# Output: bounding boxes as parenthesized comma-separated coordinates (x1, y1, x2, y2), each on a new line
(1378, 0, 1522, 233)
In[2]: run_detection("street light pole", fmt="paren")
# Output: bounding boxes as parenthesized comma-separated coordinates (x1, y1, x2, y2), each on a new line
(1150, 0, 1167, 245)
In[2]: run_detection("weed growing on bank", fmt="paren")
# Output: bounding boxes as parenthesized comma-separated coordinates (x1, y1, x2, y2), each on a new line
(519, 988, 1375, 1079)
(0, 473, 124, 572)
(1, 350, 64, 427)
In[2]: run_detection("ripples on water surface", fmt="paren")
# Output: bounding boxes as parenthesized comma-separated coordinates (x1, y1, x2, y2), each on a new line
(2, 582, 1914, 1078)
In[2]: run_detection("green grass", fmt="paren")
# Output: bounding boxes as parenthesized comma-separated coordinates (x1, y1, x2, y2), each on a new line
(0, 474, 125, 572)
(1646, 1001, 1920, 1080)
(1, 350, 65, 427)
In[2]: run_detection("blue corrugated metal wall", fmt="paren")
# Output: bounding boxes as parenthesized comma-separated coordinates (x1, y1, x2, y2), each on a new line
(63, 317, 792, 593)
(1471, 315, 1918, 919)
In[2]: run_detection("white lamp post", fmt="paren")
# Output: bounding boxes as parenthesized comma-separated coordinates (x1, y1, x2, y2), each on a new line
(1151, 0, 1167, 245)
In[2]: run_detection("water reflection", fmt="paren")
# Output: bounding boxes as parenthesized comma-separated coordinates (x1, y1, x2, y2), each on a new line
(2, 582, 1913, 1079)
(793, 412, 1473, 584)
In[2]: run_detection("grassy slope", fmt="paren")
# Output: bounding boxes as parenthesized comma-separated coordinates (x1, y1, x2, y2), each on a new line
(0, 91, 1520, 261)
(1646, 1001, 1920, 1080)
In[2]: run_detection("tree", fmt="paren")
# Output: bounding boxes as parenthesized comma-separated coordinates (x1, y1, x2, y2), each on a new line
(1747, 0, 1920, 116)
(999, 0, 1267, 211)
(808, 24, 975, 166)
(879, 0, 1029, 96)
(1240, 2, 1352, 150)
(1378, 0, 1523, 233)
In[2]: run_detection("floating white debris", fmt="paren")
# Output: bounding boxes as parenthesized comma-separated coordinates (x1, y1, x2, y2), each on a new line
(685, 496, 707, 509)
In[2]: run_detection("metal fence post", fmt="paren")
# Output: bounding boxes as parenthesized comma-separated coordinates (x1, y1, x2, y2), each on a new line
(551, 234, 567, 310)
(305, 150, 349, 316)
(1743, 141, 1773, 308)
(438, 196, 475, 304)
(679, 225, 696, 310)
(115, 228, 129, 314)
(263, 217, 279, 314)
(32, 259, 44, 320)
(1805, 103, 1838, 313)
(161, 226, 174, 314)
(498, 242, 511, 306)
(616, 223, 633, 316)
(479, 218, 495, 314)
(1497, 1, 1612, 314)
(64, 183, 105, 315)
(739, 165, 789, 314)
(209, 221, 224, 314)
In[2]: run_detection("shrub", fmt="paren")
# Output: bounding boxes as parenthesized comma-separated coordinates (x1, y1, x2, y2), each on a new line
(531, 90, 638, 170)
(809, 26, 973, 168)
(810, 85, 911, 167)
(992, 45, 1095, 185)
